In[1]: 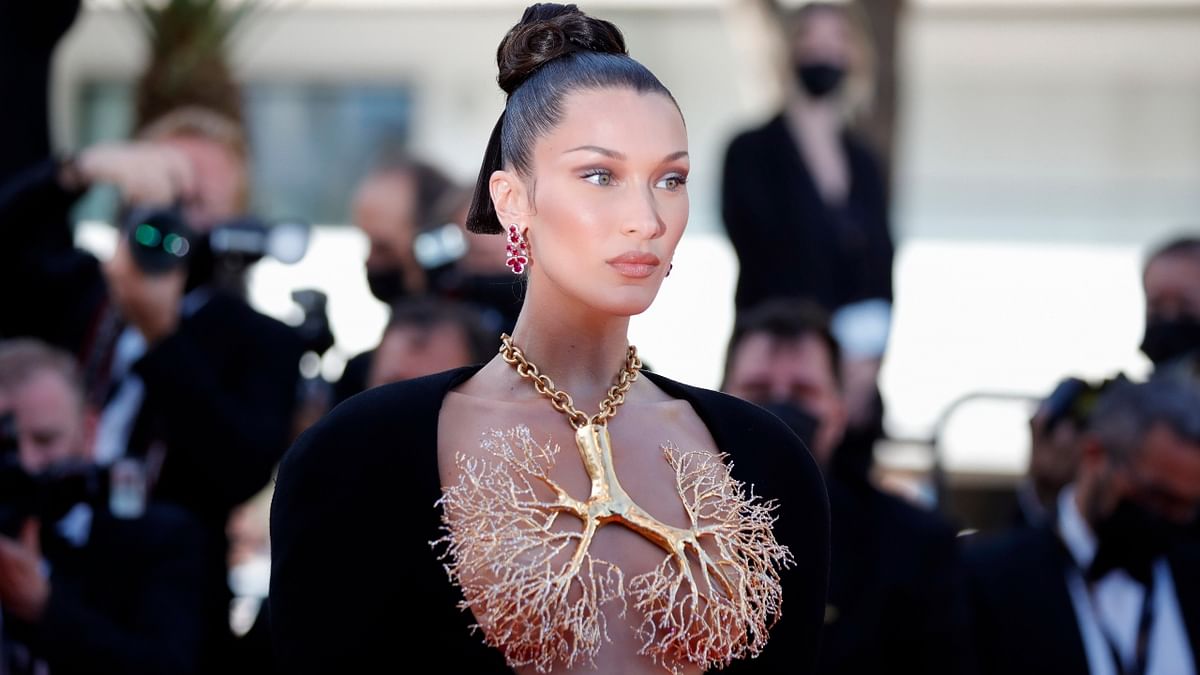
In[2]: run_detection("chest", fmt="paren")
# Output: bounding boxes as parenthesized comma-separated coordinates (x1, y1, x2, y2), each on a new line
(433, 395, 790, 672)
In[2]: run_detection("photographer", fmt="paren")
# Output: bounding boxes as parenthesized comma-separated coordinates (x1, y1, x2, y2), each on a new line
(0, 107, 304, 668)
(0, 339, 209, 675)
(335, 158, 524, 404)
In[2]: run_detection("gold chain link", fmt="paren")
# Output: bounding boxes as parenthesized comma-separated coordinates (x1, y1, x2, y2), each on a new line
(499, 333, 642, 430)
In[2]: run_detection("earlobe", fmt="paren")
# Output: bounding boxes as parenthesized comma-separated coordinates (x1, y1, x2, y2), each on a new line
(489, 170, 531, 224)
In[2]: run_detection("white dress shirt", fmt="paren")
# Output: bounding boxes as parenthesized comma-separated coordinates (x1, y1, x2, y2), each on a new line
(1057, 485, 1195, 675)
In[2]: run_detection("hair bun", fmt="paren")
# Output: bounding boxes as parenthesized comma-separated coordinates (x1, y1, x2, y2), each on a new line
(496, 3, 627, 96)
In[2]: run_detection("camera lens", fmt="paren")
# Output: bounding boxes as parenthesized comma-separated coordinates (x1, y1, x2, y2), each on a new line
(126, 206, 194, 275)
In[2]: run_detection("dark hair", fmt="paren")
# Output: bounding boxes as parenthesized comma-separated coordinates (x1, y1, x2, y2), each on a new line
(465, 3, 678, 234)
(1145, 236, 1200, 275)
(1087, 378, 1200, 463)
(386, 299, 494, 364)
(723, 299, 842, 388)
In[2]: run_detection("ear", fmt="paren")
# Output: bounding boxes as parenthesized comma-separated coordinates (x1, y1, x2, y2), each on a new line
(489, 169, 532, 227)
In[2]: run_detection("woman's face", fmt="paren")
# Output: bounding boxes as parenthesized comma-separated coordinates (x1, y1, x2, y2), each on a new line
(504, 87, 689, 318)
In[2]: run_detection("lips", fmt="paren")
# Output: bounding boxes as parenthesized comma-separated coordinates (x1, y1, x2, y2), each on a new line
(606, 251, 661, 279)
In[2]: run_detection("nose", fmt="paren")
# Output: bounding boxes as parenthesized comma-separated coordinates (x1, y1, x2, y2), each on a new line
(769, 380, 792, 402)
(622, 185, 665, 240)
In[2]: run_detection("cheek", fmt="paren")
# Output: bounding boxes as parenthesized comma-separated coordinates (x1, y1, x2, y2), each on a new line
(530, 182, 609, 255)
(663, 195, 689, 246)
(197, 168, 243, 218)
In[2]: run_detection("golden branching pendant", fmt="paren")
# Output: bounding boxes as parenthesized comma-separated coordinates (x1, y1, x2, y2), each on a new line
(433, 423, 793, 673)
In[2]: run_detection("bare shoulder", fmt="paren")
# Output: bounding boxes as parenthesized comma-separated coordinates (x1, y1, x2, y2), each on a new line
(627, 375, 717, 448)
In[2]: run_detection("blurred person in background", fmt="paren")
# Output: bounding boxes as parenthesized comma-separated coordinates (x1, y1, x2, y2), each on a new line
(352, 155, 457, 309)
(722, 2, 895, 484)
(964, 378, 1200, 675)
(1141, 237, 1200, 385)
(336, 156, 456, 406)
(366, 299, 492, 389)
(337, 159, 523, 405)
(1, 3, 305, 669)
(0, 108, 305, 670)
(0, 339, 208, 675)
(1018, 377, 1124, 528)
(723, 299, 966, 675)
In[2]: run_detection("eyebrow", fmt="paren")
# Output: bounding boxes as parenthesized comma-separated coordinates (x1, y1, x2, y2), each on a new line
(564, 146, 689, 162)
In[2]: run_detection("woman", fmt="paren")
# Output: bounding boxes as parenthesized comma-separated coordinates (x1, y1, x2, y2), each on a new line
(722, 2, 893, 482)
(269, 5, 829, 673)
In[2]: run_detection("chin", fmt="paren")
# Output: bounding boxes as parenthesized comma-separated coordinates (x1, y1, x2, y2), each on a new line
(586, 285, 661, 317)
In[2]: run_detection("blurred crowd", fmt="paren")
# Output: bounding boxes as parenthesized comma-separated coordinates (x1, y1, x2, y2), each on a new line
(2, 2, 1198, 675)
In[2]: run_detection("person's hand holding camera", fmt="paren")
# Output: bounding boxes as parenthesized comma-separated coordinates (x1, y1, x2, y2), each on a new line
(63, 142, 197, 344)
(61, 141, 197, 206)
(0, 519, 49, 623)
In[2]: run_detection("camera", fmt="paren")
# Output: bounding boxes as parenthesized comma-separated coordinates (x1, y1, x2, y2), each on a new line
(0, 412, 111, 537)
(1036, 374, 1128, 437)
(0, 413, 146, 538)
(413, 222, 468, 271)
(124, 205, 311, 275)
(291, 289, 335, 356)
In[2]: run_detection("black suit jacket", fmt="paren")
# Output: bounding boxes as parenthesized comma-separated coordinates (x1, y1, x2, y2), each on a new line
(819, 477, 968, 675)
(270, 366, 831, 674)
(721, 115, 894, 316)
(963, 525, 1200, 675)
(0, 158, 303, 668)
(0, 158, 303, 525)
(4, 504, 209, 675)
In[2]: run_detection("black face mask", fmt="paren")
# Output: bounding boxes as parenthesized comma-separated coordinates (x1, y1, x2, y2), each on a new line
(1140, 316, 1200, 365)
(761, 401, 821, 456)
(796, 62, 846, 100)
(1089, 498, 1183, 584)
(366, 268, 408, 305)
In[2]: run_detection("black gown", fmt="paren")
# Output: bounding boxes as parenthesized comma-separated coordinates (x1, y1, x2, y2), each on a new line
(269, 366, 830, 673)
(721, 115, 894, 318)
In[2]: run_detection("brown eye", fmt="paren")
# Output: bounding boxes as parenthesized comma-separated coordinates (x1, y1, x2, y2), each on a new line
(656, 174, 687, 191)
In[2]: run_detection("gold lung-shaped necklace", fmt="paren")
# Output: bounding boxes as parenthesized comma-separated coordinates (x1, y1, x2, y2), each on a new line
(435, 334, 792, 674)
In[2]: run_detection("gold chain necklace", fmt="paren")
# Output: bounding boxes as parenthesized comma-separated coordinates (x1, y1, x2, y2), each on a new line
(498, 332, 642, 430)
(438, 332, 791, 671)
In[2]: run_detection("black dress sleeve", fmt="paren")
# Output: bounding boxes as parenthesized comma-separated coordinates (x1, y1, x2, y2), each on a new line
(269, 388, 415, 674)
(709, 396, 831, 675)
(268, 373, 511, 674)
(639, 373, 830, 674)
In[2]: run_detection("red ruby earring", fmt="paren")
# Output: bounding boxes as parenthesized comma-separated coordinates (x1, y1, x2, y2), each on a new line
(505, 224, 529, 275)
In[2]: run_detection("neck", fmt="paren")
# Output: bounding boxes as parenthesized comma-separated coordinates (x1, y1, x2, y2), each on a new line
(786, 95, 840, 128)
(506, 273, 636, 411)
